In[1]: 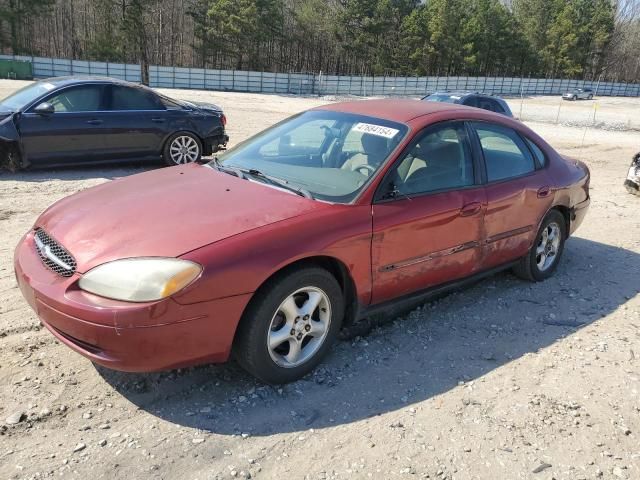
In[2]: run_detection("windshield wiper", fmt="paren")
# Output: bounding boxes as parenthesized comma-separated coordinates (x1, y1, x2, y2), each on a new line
(240, 168, 313, 199)
(211, 157, 245, 179)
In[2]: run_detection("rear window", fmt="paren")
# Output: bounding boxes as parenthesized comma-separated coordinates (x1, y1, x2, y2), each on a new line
(425, 94, 460, 103)
(110, 86, 162, 111)
(473, 123, 536, 182)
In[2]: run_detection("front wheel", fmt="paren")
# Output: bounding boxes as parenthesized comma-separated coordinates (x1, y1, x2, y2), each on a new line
(163, 132, 202, 166)
(513, 210, 566, 282)
(234, 267, 344, 384)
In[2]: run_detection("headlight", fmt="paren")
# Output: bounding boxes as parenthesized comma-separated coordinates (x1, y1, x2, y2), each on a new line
(78, 258, 202, 302)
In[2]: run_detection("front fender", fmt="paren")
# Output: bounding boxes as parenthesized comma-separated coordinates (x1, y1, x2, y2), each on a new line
(0, 112, 20, 143)
(175, 204, 373, 307)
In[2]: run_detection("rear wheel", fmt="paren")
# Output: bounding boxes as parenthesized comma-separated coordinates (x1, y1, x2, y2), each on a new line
(163, 132, 202, 166)
(513, 210, 566, 282)
(588, 94, 593, 100)
(234, 267, 343, 384)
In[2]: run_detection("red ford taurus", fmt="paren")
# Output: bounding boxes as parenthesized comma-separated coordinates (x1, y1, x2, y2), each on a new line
(14, 99, 590, 384)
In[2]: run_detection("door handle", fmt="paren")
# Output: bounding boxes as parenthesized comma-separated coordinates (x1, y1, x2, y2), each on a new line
(151, 117, 165, 123)
(537, 186, 552, 198)
(460, 202, 482, 217)
(86, 119, 103, 125)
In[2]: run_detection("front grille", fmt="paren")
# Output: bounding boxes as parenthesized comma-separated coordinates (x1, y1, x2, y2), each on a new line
(33, 228, 77, 277)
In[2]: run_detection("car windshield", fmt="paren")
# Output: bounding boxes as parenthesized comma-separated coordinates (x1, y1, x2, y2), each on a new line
(213, 110, 408, 203)
(425, 94, 460, 103)
(0, 81, 57, 111)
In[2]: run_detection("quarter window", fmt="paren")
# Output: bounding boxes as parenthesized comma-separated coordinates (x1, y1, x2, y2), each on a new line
(110, 86, 162, 110)
(525, 138, 547, 167)
(473, 123, 535, 182)
(46, 86, 103, 112)
(390, 123, 474, 196)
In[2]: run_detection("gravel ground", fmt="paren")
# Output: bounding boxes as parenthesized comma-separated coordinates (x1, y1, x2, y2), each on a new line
(0, 80, 639, 480)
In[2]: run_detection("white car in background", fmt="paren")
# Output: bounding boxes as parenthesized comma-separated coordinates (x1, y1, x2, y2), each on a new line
(624, 152, 640, 196)
(562, 88, 594, 101)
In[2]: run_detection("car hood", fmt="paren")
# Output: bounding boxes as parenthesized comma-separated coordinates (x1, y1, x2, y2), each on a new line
(35, 163, 324, 273)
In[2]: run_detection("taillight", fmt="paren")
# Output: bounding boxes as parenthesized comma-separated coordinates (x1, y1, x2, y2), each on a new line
(220, 114, 227, 127)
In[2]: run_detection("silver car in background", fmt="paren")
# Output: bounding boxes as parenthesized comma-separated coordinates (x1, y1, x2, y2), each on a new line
(562, 88, 594, 101)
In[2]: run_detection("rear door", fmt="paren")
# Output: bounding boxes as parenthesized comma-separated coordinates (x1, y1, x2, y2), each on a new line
(100, 85, 169, 160)
(469, 121, 552, 269)
(19, 84, 109, 165)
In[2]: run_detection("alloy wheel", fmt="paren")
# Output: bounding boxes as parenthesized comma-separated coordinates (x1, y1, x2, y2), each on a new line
(536, 222, 561, 271)
(267, 287, 331, 368)
(169, 135, 200, 164)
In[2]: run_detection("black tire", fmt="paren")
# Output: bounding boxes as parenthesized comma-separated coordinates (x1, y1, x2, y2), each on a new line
(513, 210, 567, 282)
(233, 266, 344, 384)
(163, 132, 202, 166)
(572, 95, 577, 101)
(588, 94, 593, 100)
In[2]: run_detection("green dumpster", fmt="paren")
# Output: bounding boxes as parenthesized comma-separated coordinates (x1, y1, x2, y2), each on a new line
(0, 59, 33, 80)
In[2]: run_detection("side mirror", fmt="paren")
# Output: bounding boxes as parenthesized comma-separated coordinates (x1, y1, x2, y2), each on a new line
(33, 102, 55, 115)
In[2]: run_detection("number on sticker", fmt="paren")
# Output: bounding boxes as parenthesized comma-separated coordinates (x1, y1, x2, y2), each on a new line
(353, 123, 399, 139)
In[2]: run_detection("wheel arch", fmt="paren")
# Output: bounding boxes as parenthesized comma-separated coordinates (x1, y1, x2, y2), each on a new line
(550, 204, 571, 236)
(234, 255, 359, 344)
(162, 129, 205, 153)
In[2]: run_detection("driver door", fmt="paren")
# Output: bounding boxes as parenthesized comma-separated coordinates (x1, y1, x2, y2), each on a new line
(371, 122, 486, 304)
(18, 84, 109, 165)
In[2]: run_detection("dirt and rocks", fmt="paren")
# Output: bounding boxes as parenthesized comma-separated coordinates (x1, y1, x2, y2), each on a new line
(0, 80, 639, 480)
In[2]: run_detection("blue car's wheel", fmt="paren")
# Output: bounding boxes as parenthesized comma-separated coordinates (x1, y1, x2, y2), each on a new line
(164, 132, 202, 166)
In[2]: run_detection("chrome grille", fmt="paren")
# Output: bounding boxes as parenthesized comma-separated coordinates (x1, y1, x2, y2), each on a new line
(33, 228, 77, 277)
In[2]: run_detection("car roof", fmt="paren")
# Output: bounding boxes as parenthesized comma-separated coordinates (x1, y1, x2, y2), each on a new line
(37, 76, 140, 88)
(314, 98, 474, 123)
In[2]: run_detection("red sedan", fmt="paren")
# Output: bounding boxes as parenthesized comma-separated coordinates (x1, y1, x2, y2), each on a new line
(14, 99, 590, 384)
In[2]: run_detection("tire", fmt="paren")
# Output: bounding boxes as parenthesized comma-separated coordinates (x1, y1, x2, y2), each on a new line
(163, 132, 202, 166)
(234, 267, 344, 384)
(572, 95, 577, 101)
(1, 143, 23, 172)
(588, 94, 593, 100)
(513, 210, 567, 282)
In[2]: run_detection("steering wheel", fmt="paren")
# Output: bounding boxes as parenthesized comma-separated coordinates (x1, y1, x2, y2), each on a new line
(352, 164, 376, 176)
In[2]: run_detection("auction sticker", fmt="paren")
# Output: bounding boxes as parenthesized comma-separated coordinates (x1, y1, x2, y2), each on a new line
(353, 122, 399, 139)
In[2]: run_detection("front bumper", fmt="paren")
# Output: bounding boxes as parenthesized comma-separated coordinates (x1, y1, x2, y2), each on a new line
(14, 231, 251, 372)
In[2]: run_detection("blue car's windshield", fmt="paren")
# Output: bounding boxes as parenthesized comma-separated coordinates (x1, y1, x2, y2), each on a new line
(0, 81, 57, 112)
(213, 110, 408, 203)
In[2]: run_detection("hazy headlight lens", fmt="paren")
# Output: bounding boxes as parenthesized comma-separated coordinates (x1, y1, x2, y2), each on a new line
(78, 258, 202, 302)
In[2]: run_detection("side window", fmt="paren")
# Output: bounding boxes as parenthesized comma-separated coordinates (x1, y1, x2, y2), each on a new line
(46, 86, 102, 112)
(110, 86, 162, 111)
(391, 123, 474, 196)
(525, 137, 547, 167)
(463, 96, 479, 108)
(474, 123, 535, 182)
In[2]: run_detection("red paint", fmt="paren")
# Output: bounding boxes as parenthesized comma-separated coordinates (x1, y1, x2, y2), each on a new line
(14, 100, 590, 372)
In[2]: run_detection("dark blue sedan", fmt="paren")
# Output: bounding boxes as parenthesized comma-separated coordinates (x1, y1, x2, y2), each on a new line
(0, 77, 228, 169)
(422, 91, 513, 117)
